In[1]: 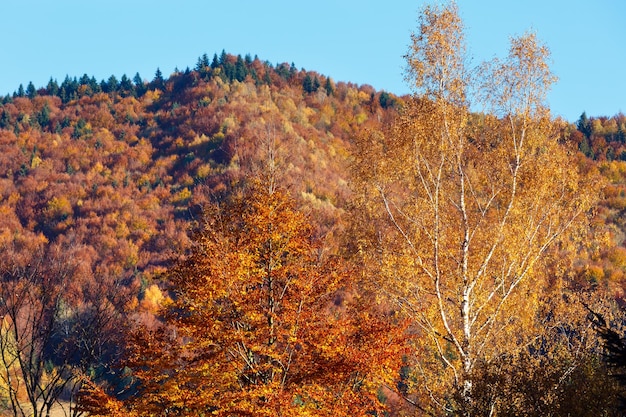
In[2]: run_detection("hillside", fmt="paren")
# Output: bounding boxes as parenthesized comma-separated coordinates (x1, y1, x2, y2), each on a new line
(1, 46, 625, 416)
(0, 53, 407, 416)
(0, 53, 400, 287)
(563, 112, 626, 298)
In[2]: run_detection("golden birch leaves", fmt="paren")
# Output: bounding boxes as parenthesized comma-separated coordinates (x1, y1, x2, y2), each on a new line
(353, 1, 599, 414)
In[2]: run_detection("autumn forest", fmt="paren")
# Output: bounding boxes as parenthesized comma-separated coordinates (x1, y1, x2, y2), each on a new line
(2, 3, 626, 416)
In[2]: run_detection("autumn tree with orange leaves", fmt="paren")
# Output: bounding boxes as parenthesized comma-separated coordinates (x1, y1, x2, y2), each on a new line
(82, 177, 401, 416)
(352, 2, 599, 415)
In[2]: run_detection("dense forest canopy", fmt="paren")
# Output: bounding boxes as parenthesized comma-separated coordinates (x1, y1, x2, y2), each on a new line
(1, 4, 626, 416)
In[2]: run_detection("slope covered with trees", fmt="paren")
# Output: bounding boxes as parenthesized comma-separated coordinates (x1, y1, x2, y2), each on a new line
(0, 3, 625, 415)
(0, 50, 402, 416)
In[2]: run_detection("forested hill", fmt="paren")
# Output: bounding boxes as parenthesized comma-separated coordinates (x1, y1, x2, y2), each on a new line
(3, 48, 626, 416)
(0, 52, 401, 289)
(2, 51, 626, 309)
(2, 53, 624, 300)
(563, 111, 626, 299)
(0, 52, 626, 326)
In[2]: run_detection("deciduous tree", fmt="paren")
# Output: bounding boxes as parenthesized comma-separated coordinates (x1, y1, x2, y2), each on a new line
(0, 237, 85, 417)
(352, 2, 598, 415)
(102, 179, 393, 416)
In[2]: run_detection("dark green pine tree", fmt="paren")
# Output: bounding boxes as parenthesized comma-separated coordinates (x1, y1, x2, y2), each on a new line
(15, 84, 25, 98)
(79, 74, 91, 86)
(219, 49, 228, 65)
(324, 77, 334, 95)
(211, 53, 219, 69)
(250, 68, 259, 85)
(0, 109, 12, 129)
(577, 111, 593, 138)
(263, 68, 272, 85)
(26, 82, 37, 99)
(607, 146, 616, 161)
(302, 74, 313, 93)
(119, 74, 135, 97)
(36, 103, 50, 128)
(133, 73, 146, 96)
(79, 74, 94, 95)
(152, 68, 165, 89)
(379, 91, 396, 109)
(59, 87, 68, 103)
(196, 53, 210, 71)
(196, 53, 211, 79)
(93, 76, 102, 93)
(109, 75, 119, 92)
(234, 54, 247, 82)
(46, 78, 59, 96)
(276, 63, 290, 80)
(102, 75, 119, 93)
(617, 123, 626, 144)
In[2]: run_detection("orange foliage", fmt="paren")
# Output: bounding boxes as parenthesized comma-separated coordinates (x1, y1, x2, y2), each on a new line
(97, 180, 399, 416)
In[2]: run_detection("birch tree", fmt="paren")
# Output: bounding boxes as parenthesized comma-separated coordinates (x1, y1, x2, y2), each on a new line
(352, 2, 598, 415)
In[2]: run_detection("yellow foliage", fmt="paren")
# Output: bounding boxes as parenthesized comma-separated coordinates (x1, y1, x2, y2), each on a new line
(282, 120, 295, 135)
(355, 112, 368, 124)
(93, 161, 104, 174)
(30, 155, 42, 168)
(586, 265, 605, 282)
(221, 115, 237, 132)
(46, 196, 72, 218)
(608, 246, 626, 269)
(7, 192, 20, 206)
(357, 90, 370, 102)
(115, 221, 130, 239)
(180, 174, 194, 187)
(196, 163, 213, 179)
(171, 187, 192, 204)
(140, 284, 165, 314)
(598, 160, 626, 183)
(124, 242, 139, 268)
(351, 3, 599, 413)
(191, 134, 210, 146)
(144, 89, 161, 103)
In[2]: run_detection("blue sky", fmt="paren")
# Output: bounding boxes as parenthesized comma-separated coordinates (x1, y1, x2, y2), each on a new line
(1, 1, 623, 122)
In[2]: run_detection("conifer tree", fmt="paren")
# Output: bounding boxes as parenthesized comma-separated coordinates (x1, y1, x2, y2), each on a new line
(15, 83, 25, 97)
(152, 68, 164, 89)
(120, 74, 134, 96)
(133, 72, 146, 96)
(211, 53, 219, 69)
(578, 111, 593, 138)
(302, 74, 314, 93)
(46, 78, 59, 96)
(26, 81, 37, 98)
(324, 77, 334, 95)
(234, 54, 247, 82)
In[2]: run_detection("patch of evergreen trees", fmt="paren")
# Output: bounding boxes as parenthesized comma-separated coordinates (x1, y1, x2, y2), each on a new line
(1, 51, 322, 106)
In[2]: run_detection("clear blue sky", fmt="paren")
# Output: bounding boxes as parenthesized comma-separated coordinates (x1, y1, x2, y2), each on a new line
(1, 1, 623, 122)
